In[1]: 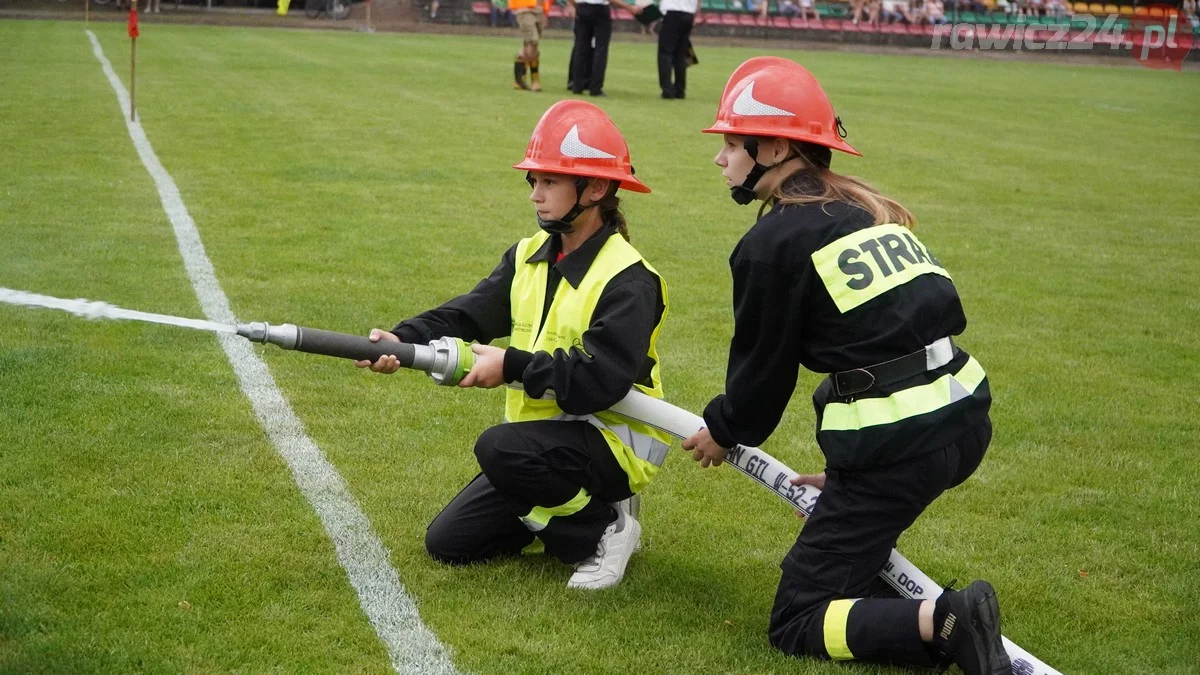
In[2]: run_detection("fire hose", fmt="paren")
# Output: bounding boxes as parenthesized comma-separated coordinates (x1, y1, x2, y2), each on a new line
(237, 322, 1057, 675)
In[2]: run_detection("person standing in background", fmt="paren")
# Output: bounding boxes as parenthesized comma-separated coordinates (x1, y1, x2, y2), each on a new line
(567, 0, 644, 97)
(657, 0, 697, 99)
(567, 36, 593, 92)
(511, 0, 550, 91)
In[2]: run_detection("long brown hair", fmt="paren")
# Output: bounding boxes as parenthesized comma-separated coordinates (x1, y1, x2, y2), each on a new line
(766, 140, 917, 229)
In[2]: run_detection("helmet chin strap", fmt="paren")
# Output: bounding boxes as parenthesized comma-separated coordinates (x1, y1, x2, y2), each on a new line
(527, 172, 592, 234)
(730, 138, 779, 206)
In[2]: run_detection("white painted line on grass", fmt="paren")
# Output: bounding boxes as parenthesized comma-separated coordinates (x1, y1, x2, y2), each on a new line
(85, 30, 457, 675)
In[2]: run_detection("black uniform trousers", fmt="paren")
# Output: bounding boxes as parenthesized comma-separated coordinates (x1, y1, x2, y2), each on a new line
(425, 420, 633, 565)
(769, 419, 991, 665)
(567, 38, 593, 90)
(657, 10, 694, 97)
(571, 3, 613, 95)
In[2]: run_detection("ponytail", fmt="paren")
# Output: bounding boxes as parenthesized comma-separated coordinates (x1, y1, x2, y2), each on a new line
(596, 182, 630, 242)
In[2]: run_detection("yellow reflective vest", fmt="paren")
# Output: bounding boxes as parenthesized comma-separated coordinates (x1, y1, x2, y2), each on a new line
(505, 230, 670, 493)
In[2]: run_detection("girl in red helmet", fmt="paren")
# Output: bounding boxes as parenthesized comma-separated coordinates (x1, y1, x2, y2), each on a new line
(358, 100, 670, 591)
(681, 57, 1010, 675)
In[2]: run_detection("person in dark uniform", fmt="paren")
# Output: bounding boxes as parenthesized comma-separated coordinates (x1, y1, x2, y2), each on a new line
(358, 100, 670, 590)
(567, 37, 593, 92)
(681, 57, 1011, 675)
(567, 0, 644, 96)
(656, 0, 697, 99)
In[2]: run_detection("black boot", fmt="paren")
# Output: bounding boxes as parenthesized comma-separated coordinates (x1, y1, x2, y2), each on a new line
(931, 580, 1011, 675)
(513, 60, 530, 90)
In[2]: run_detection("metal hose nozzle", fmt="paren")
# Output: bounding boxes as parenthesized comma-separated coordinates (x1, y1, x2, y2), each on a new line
(236, 322, 298, 349)
(235, 322, 472, 385)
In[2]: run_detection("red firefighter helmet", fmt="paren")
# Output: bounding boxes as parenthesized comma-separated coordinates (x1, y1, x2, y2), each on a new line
(703, 56, 861, 157)
(513, 100, 650, 194)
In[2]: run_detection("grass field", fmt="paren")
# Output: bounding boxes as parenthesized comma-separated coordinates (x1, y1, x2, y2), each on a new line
(2, 18, 1199, 674)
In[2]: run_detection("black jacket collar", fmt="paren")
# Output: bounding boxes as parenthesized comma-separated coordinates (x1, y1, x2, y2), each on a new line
(525, 224, 619, 289)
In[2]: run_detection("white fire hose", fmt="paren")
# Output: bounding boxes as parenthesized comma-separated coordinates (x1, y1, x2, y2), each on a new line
(235, 327, 1056, 674)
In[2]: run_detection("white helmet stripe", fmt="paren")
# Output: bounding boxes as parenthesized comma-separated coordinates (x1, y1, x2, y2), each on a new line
(731, 81, 795, 117)
(560, 124, 617, 159)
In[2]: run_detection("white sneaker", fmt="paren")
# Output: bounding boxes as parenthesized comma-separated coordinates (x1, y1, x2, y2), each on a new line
(567, 507, 641, 590)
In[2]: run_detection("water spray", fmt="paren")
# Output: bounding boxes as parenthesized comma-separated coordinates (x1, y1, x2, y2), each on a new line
(0, 287, 472, 386)
(0, 287, 235, 334)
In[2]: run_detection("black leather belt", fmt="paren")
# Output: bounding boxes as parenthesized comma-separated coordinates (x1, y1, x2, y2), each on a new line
(831, 338, 958, 398)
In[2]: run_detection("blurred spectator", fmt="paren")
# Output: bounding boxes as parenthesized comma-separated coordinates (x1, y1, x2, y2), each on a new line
(923, 0, 946, 22)
(880, 0, 895, 21)
(143, 0, 161, 12)
(1045, 0, 1072, 19)
(1022, 0, 1045, 16)
(945, 0, 987, 14)
(796, 0, 819, 21)
(1000, 0, 1019, 17)
(881, 0, 913, 23)
(491, 0, 517, 26)
(850, 0, 866, 21)
(780, 0, 800, 16)
(1184, 0, 1198, 29)
(861, 0, 882, 25)
(745, 0, 769, 21)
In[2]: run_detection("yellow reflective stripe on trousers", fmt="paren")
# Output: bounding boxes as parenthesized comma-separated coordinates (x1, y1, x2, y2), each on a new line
(823, 598, 859, 660)
(821, 357, 986, 432)
(521, 487, 591, 531)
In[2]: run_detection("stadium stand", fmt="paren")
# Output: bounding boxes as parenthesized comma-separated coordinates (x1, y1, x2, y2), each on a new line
(459, 0, 1199, 46)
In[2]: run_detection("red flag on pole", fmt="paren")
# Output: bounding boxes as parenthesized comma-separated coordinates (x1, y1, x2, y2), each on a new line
(129, 3, 138, 121)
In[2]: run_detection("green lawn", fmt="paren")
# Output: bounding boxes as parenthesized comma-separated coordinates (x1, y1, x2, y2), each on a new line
(1, 18, 1198, 674)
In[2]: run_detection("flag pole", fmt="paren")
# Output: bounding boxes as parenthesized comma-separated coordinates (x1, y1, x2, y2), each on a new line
(130, 36, 136, 122)
(128, 3, 139, 122)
